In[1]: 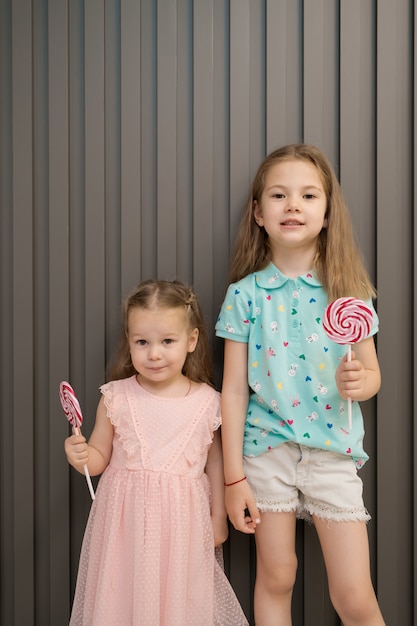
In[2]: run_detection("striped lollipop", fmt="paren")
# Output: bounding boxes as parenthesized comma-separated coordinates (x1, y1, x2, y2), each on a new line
(59, 381, 83, 429)
(323, 297, 373, 345)
(322, 298, 373, 429)
(60, 381, 95, 500)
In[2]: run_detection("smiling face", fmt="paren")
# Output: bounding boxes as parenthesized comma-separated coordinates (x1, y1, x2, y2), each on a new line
(127, 306, 199, 393)
(253, 158, 328, 265)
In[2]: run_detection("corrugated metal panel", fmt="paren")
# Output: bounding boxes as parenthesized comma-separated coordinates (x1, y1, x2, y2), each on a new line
(10, 1, 35, 623)
(376, 2, 414, 625)
(0, 1, 415, 624)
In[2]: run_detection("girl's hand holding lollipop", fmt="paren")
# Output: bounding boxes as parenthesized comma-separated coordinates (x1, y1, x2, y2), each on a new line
(60, 381, 95, 500)
(322, 297, 373, 429)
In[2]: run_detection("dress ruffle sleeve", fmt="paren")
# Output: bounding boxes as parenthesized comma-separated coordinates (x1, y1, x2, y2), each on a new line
(100, 380, 142, 461)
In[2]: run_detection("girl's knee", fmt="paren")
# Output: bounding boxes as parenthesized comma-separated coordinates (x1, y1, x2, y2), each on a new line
(330, 583, 382, 623)
(257, 553, 298, 596)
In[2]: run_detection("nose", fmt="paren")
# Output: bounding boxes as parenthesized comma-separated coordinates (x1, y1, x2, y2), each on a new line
(285, 196, 300, 212)
(148, 344, 161, 360)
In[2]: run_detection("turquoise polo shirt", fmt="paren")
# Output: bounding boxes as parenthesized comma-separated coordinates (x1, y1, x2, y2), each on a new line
(215, 263, 379, 469)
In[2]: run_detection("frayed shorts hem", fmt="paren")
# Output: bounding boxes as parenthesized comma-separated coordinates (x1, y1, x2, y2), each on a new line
(255, 497, 371, 523)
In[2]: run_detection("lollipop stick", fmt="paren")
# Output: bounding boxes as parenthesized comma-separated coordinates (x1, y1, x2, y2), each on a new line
(347, 344, 352, 429)
(74, 426, 96, 500)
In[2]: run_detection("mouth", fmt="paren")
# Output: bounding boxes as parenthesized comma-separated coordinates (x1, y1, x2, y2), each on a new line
(281, 220, 304, 226)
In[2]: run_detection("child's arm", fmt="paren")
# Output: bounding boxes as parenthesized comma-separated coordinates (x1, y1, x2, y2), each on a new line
(205, 429, 229, 547)
(336, 336, 381, 401)
(221, 339, 261, 534)
(64, 396, 113, 477)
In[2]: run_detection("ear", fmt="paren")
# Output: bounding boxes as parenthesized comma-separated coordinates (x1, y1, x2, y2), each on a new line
(188, 328, 199, 353)
(253, 200, 264, 226)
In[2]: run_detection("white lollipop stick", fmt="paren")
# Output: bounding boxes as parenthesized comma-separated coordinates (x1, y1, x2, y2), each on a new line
(347, 344, 352, 429)
(72, 426, 96, 501)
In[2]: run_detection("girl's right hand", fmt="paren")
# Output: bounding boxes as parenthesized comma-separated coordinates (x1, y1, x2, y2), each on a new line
(225, 480, 261, 534)
(64, 432, 89, 473)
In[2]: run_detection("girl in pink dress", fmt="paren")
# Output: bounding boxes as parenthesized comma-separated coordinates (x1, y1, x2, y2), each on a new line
(65, 280, 248, 626)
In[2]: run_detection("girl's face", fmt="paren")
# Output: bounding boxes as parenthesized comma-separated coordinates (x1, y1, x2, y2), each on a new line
(127, 306, 199, 391)
(254, 158, 328, 257)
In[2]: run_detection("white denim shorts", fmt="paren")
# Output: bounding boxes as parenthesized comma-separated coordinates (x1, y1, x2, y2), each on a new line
(243, 441, 371, 523)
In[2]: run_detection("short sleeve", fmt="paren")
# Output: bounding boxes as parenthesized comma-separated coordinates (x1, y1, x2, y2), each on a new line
(215, 282, 252, 343)
(366, 299, 379, 338)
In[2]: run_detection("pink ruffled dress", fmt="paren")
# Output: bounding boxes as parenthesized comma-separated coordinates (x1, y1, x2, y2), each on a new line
(69, 375, 248, 626)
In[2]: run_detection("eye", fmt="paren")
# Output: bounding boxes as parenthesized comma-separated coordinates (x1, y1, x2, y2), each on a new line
(272, 193, 285, 199)
(136, 339, 147, 346)
(163, 338, 174, 345)
(304, 193, 316, 200)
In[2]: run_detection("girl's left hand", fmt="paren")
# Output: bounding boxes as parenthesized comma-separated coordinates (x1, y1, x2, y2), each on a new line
(335, 350, 368, 400)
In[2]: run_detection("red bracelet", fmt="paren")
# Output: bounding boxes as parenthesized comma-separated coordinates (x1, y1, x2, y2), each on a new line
(224, 476, 247, 487)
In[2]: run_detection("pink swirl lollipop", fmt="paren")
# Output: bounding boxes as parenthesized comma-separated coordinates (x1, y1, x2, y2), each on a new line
(59, 381, 83, 429)
(323, 297, 373, 345)
(60, 381, 95, 500)
(322, 298, 373, 428)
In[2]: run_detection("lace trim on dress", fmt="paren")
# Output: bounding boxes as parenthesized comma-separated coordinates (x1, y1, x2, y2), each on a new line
(100, 379, 142, 460)
(181, 390, 221, 470)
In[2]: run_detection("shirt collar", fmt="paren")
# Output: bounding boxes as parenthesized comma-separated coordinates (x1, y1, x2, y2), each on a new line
(254, 263, 322, 289)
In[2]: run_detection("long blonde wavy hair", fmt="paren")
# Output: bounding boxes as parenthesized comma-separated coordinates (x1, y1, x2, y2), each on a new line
(228, 144, 376, 302)
(108, 280, 214, 385)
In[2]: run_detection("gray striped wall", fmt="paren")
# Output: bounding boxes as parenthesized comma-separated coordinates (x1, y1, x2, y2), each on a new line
(0, 1, 415, 624)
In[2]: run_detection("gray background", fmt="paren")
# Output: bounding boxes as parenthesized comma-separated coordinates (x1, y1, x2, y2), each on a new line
(0, 0, 415, 624)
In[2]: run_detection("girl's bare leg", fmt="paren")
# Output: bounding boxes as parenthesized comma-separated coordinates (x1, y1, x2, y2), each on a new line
(313, 516, 385, 626)
(254, 511, 297, 626)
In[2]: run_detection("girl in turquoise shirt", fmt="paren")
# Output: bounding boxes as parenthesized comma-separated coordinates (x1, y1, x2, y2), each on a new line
(216, 144, 385, 625)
